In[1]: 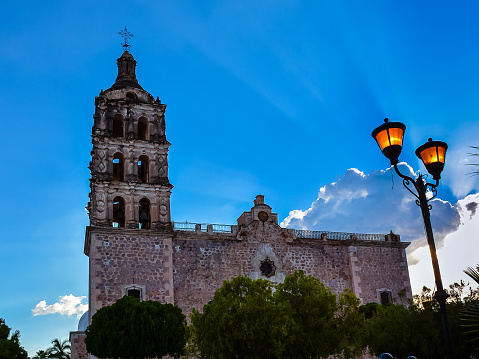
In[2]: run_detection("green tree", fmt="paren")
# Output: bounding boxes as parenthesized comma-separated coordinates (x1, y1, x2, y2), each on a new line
(365, 285, 479, 359)
(189, 276, 292, 359)
(47, 338, 70, 359)
(366, 303, 416, 357)
(32, 349, 50, 359)
(0, 318, 28, 359)
(275, 270, 339, 358)
(334, 289, 368, 358)
(85, 295, 186, 359)
(189, 271, 367, 359)
(358, 302, 380, 319)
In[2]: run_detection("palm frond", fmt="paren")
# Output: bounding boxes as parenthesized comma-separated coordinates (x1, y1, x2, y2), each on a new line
(468, 147, 479, 175)
(464, 267, 479, 285)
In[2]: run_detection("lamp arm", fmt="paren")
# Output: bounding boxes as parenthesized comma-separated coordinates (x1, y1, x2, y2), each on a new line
(393, 164, 420, 201)
(425, 179, 440, 202)
(393, 163, 415, 182)
(426, 179, 440, 189)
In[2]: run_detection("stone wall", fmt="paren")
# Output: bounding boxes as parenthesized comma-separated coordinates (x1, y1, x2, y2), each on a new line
(84, 195, 412, 322)
(351, 244, 411, 303)
(85, 227, 175, 321)
(79, 195, 412, 359)
(172, 222, 412, 318)
(69, 332, 87, 359)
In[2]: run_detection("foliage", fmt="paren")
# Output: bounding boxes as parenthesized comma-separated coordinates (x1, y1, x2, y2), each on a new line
(85, 295, 187, 359)
(33, 349, 50, 359)
(275, 271, 338, 358)
(468, 146, 479, 175)
(0, 318, 28, 359)
(359, 302, 380, 319)
(33, 349, 51, 359)
(366, 303, 417, 357)
(47, 338, 70, 359)
(189, 276, 292, 359)
(461, 265, 479, 349)
(189, 271, 367, 359)
(365, 284, 479, 359)
(334, 289, 368, 359)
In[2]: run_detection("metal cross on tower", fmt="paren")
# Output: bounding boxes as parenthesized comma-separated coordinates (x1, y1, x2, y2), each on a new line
(118, 26, 134, 51)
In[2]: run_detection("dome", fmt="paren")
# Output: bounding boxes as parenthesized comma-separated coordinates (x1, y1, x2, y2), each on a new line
(78, 310, 89, 331)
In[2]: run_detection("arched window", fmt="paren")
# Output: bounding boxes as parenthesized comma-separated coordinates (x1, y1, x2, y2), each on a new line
(112, 114, 124, 138)
(128, 288, 141, 298)
(138, 155, 149, 184)
(112, 153, 124, 181)
(139, 198, 150, 229)
(112, 196, 125, 228)
(138, 117, 149, 140)
(377, 288, 393, 305)
(122, 284, 145, 301)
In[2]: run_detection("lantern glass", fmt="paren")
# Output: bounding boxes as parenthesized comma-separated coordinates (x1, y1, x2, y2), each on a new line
(374, 129, 389, 151)
(418, 145, 446, 166)
(415, 139, 448, 180)
(374, 127, 405, 150)
(372, 119, 406, 165)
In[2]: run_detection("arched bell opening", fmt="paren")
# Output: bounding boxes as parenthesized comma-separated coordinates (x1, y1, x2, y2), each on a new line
(138, 155, 149, 184)
(112, 114, 124, 138)
(112, 196, 126, 228)
(139, 198, 151, 229)
(126, 92, 137, 100)
(112, 153, 124, 181)
(138, 117, 149, 141)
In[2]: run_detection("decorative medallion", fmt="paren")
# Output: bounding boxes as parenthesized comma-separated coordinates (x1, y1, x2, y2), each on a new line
(258, 211, 269, 222)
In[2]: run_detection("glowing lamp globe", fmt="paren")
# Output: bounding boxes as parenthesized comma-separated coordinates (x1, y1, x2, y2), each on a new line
(415, 138, 448, 180)
(371, 118, 406, 165)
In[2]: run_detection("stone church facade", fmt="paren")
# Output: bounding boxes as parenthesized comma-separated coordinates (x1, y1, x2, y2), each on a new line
(70, 50, 412, 359)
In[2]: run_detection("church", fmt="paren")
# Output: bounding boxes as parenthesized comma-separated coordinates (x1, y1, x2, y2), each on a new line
(69, 47, 412, 359)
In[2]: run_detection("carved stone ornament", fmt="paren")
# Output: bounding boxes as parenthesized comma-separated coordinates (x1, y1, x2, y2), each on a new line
(159, 204, 168, 216)
(157, 155, 167, 177)
(96, 193, 106, 213)
(98, 150, 107, 172)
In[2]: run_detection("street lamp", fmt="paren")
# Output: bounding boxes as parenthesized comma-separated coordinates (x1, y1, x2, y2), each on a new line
(372, 118, 455, 359)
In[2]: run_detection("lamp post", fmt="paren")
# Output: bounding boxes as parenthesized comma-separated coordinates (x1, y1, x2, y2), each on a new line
(372, 118, 455, 359)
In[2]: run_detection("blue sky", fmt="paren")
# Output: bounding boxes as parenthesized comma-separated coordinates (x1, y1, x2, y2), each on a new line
(1, 1, 479, 356)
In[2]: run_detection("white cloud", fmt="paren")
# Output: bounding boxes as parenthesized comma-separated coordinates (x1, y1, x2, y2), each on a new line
(32, 294, 88, 319)
(409, 193, 479, 294)
(282, 163, 461, 256)
(281, 165, 479, 294)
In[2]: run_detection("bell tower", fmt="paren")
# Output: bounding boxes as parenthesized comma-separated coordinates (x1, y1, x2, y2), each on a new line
(87, 50, 173, 230)
(83, 46, 176, 323)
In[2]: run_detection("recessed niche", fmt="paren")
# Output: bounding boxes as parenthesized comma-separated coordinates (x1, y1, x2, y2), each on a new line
(260, 259, 276, 277)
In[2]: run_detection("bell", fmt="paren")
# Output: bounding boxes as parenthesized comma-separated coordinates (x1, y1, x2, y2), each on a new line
(139, 210, 149, 223)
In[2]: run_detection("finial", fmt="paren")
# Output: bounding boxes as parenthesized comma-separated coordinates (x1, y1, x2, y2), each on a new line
(118, 26, 134, 51)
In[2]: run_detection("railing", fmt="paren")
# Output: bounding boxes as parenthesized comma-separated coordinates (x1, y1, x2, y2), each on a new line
(173, 221, 197, 231)
(173, 222, 233, 233)
(173, 222, 386, 241)
(295, 229, 385, 241)
(211, 224, 233, 233)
